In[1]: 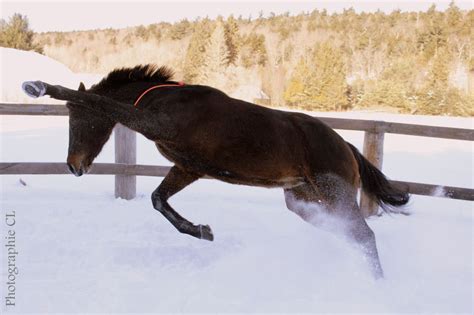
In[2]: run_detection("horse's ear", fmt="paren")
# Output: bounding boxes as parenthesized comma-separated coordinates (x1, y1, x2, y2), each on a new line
(78, 82, 86, 92)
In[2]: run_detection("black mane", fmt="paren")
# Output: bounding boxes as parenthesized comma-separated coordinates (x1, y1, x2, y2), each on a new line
(92, 64, 174, 90)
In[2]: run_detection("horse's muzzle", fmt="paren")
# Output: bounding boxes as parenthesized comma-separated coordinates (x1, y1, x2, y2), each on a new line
(67, 153, 90, 177)
(67, 162, 84, 177)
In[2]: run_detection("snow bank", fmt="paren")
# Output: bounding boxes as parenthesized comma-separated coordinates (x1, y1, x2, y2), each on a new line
(230, 84, 269, 103)
(0, 47, 101, 103)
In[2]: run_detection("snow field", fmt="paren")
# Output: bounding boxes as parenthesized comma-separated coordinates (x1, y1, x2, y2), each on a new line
(1, 114, 472, 313)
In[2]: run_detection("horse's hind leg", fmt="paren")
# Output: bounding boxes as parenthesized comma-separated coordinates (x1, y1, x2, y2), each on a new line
(284, 184, 323, 222)
(342, 202, 384, 278)
(151, 165, 213, 241)
(284, 176, 384, 278)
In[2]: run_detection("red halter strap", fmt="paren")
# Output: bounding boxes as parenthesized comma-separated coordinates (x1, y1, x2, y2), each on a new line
(133, 81, 185, 107)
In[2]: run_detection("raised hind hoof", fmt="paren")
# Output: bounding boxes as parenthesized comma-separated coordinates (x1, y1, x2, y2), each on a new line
(198, 224, 214, 241)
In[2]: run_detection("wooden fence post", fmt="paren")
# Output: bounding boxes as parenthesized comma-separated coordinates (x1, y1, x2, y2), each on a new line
(360, 129, 385, 217)
(114, 124, 136, 199)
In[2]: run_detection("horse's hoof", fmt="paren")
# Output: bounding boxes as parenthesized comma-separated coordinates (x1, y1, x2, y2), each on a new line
(198, 224, 214, 241)
(22, 81, 46, 98)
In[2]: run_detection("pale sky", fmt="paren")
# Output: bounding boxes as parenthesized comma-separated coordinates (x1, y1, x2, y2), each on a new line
(1, 0, 472, 32)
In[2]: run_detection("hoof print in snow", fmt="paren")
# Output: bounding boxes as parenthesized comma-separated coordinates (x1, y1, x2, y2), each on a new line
(22, 81, 46, 98)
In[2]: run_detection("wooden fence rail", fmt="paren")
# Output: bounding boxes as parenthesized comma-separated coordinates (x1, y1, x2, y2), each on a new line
(1, 162, 472, 202)
(2, 103, 472, 140)
(1, 103, 473, 216)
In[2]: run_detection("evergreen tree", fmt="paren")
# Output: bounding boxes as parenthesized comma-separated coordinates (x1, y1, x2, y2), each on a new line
(417, 4, 447, 60)
(284, 42, 349, 111)
(418, 49, 451, 114)
(183, 19, 213, 83)
(134, 25, 149, 41)
(416, 49, 472, 116)
(356, 58, 417, 112)
(417, 24, 447, 60)
(283, 58, 309, 107)
(147, 24, 162, 41)
(0, 13, 40, 52)
(169, 19, 190, 40)
(446, 1, 462, 29)
(203, 21, 230, 82)
(426, 50, 450, 87)
(240, 33, 267, 68)
(224, 15, 240, 65)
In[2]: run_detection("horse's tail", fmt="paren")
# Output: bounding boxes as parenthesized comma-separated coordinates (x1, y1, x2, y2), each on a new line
(346, 142, 410, 212)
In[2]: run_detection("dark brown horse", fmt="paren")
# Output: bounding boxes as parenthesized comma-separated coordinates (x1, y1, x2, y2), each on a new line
(22, 64, 409, 278)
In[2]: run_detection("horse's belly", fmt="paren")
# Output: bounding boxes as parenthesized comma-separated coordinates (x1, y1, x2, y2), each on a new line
(210, 170, 305, 188)
(155, 137, 305, 188)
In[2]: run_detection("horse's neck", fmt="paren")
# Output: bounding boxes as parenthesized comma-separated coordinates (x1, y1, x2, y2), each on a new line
(101, 83, 172, 140)
(103, 83, 150, 105)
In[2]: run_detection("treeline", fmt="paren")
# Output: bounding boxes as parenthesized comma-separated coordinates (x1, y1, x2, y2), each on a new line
(2, 3, 473, 116)
(0, 13, 42, 52)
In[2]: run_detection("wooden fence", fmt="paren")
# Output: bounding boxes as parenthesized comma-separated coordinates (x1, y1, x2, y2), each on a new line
(1, 103, 473, 217)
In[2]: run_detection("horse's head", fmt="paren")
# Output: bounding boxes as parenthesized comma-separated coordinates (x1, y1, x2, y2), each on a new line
(65, 83, 115, 176)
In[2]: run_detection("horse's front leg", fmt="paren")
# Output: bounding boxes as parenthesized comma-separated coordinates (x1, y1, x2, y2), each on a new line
(22, 80, 161, 138)
(152, 166, 213, 241)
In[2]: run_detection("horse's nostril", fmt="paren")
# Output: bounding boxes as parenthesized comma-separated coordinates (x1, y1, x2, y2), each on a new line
(67, 163, 83, 176)
(67, 163, 75, 174)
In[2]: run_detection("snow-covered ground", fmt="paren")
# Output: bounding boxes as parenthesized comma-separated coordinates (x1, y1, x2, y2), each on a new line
(0, 49, 473, 313)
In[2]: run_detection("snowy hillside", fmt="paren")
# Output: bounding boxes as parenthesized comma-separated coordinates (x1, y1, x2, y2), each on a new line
(0, 47, 101, 103)
(0, 49, 473, 313)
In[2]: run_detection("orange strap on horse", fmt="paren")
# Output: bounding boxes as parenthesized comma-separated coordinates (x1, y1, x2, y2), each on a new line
(134, 81, 185, 107)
